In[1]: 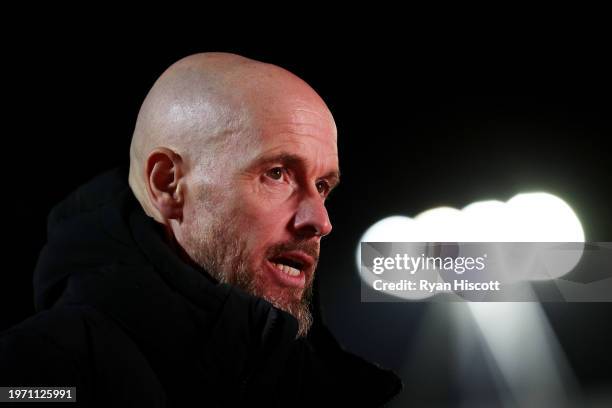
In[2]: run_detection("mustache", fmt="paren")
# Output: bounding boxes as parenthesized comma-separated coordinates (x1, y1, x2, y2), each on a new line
(266, 240, 320, 263)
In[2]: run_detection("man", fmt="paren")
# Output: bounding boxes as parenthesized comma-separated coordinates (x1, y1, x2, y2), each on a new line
(0, 53, 401, 406)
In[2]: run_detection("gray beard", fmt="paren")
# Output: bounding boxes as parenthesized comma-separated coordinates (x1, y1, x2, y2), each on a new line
(180, 211, 314, 338)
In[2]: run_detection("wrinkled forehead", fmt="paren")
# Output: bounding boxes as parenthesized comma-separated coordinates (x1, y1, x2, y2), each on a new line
(230, 103, 338, 181)
(247, 93, 337, 153)
(191, 67, 339, 175)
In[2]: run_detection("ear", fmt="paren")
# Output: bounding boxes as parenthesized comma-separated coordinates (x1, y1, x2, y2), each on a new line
(144, 147, 185, 223)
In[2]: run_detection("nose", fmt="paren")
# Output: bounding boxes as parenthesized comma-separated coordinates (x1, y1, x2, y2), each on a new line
(293, 194, 333, 238)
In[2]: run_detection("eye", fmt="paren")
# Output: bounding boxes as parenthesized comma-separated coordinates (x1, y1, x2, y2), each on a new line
(265, 167, 285, 181)
(316, 180, 330, 196)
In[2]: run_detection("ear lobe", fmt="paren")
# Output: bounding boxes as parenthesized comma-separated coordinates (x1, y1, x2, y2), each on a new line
(145, 148, 185, 223)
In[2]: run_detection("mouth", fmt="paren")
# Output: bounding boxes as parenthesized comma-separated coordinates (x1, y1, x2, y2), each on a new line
(265, 251, 314, 289)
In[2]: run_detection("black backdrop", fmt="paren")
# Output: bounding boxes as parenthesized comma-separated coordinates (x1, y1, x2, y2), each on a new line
(3, 32, 612, 405)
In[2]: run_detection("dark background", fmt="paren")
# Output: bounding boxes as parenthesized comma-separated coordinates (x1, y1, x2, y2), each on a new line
(3, 31, 611, 406)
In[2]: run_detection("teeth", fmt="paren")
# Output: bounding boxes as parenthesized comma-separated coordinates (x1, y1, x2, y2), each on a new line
(274, 263, 301, 277)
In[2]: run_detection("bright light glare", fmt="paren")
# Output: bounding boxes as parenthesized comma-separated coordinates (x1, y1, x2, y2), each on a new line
(356, 192, 585, 285)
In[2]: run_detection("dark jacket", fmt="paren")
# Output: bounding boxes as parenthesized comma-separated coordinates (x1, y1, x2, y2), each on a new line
(0, 167, 401, 407)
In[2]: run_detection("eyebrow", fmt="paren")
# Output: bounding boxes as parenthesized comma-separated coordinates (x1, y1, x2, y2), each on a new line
(252, 151, 341, 189)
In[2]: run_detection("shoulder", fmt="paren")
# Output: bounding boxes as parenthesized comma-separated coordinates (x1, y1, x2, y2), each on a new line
(1, 304, 128, 361)
(0, 305, 166, 406)
(1, 306, 102, 370)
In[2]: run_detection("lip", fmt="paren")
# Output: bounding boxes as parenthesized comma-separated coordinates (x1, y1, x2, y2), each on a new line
(265, 251, 315, 289)
(265, 259, 307, 288)
(275, 251, 315, 271)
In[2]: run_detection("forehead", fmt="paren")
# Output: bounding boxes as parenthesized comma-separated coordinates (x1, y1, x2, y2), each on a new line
(241, 98, 339, 168)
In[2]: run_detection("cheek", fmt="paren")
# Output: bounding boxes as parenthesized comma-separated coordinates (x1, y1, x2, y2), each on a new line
(232, 196, 292, 256)
(184, 180, 228, 220)
(236, 195, 292, 234)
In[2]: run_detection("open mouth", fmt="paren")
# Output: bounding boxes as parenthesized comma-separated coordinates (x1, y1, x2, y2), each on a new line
(265, 251, 314, 288)
(269, 257, 304, 277)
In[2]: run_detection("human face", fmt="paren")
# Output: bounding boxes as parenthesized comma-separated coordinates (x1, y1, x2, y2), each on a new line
(181, 100, 339, 337)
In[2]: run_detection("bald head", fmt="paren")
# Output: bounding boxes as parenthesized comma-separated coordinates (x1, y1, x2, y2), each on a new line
(129, 52, 336, 221)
